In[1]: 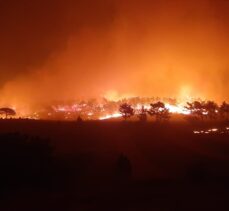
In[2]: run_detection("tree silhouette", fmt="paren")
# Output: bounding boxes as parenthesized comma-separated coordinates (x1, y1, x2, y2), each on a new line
(219, 101, 229, 120)
(119, 103, 134, 120)
(158, 108, 170, 122)
(0, 108, 16, 119)
(137, 106, 147, 122)
(186, 101, 219, 120)
(148, 102, 170, 122)
(203, 101, 218, 120)
(185, 101, 206, 120)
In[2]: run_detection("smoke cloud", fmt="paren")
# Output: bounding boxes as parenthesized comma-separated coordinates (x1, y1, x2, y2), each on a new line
(0, 0, 229, 111)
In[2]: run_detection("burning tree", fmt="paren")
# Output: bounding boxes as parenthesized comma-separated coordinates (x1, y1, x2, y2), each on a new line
(0, 108, 16, 119)
(119, 103, 134, 120)
(148, 102, 170, 122)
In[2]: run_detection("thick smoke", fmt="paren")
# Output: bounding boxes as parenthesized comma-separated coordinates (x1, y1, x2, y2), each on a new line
(0, 0, 229, 111)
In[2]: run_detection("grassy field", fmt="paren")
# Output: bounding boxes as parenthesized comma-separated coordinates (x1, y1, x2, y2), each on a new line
(0, 119, 229, 210)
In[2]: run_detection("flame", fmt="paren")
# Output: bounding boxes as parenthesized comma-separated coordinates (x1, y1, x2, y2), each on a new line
(99, 113, 122, 120)
(165, 104, 190, 115)
(3, 93, 223, 121)
(99, 103, 191, 120)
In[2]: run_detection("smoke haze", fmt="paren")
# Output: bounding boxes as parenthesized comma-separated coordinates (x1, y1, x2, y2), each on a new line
(0, 0, 229, 110)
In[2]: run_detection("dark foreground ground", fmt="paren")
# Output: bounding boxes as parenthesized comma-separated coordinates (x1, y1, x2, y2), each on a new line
(0, 119, 229, 210)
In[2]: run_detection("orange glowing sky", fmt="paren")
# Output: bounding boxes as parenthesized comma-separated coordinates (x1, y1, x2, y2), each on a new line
(0, 0, 229, 110)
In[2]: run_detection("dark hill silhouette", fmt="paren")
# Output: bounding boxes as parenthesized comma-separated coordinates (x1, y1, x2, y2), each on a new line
(0, 121, 229, 210)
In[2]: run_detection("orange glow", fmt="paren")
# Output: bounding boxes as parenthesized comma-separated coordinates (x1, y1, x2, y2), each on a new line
(0, 1, 229, 110)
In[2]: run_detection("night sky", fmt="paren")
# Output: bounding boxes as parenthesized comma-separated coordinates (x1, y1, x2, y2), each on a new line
(0, 0, 229, 109)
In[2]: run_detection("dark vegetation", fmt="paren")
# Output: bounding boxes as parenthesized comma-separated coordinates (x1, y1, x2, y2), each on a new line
(0, 119, 229, 210)
(148, 101, 170, 121)
(0, 107, 16, 119)
(119, 101, 229, 122)
(119, 103, 135, 120)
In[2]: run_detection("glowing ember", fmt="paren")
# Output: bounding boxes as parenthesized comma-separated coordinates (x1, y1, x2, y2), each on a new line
(193, 131, 200, 134)
(193, 127, 229, 135)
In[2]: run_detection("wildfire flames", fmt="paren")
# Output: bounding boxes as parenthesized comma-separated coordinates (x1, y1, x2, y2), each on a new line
(99, 103, 190, 120)
(1, 90, 228, 121)
(99, 113, 123, 120)
(164, 104, 191, 115)
(2, 95, 226, 121)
